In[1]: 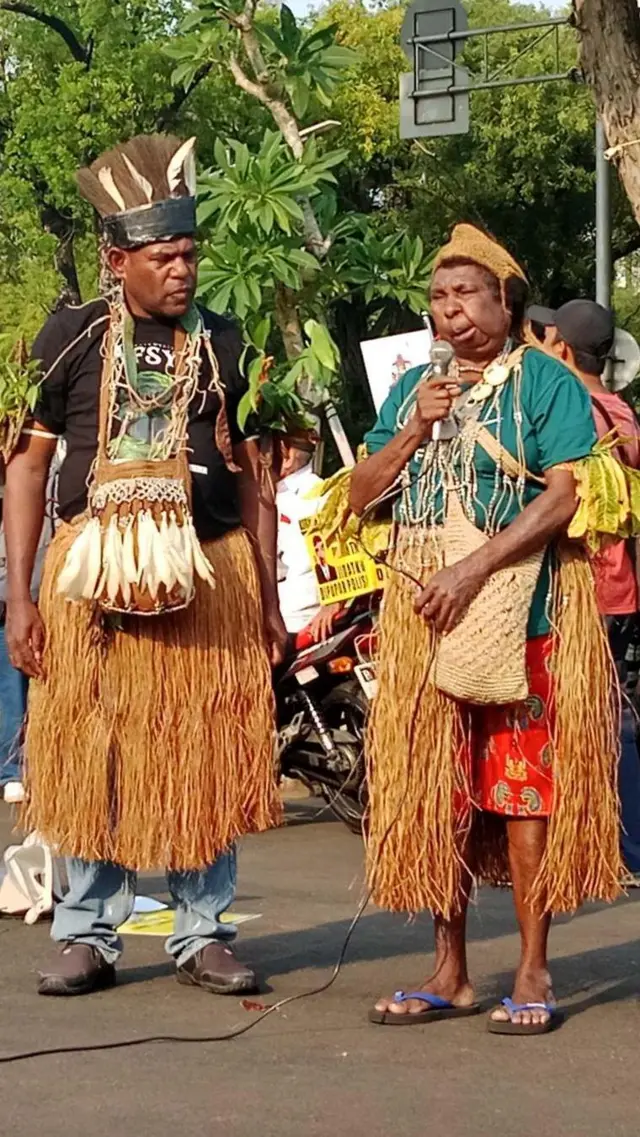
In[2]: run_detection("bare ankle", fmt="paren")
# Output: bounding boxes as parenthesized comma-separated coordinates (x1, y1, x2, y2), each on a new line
(517, 963, 551, 982)
(512, 965, 553, 1000)
(420, 972, 475, 1006)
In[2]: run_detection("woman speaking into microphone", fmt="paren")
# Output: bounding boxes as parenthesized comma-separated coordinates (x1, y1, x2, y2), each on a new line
(350, 224, 622, 1036)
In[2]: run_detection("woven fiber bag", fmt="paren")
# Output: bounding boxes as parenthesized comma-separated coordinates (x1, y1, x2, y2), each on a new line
(433, 489, 544, 705)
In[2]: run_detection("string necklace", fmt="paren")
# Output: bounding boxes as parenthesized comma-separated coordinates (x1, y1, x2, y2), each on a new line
(105, 300, 205, 464)
(395, 339, 527, 538)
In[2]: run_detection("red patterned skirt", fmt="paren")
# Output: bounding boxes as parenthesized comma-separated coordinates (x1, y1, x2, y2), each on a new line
(469, 635, 554, 818)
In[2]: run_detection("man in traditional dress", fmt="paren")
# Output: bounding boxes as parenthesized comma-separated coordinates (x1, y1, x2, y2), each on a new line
(4, 134, 286, 996)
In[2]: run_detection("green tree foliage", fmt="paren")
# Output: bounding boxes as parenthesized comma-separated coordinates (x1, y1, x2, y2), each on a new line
(167, 0, 434, 439)
(328, 0, 638, 306)
(0, 0, 256, 335)
(2, 0, 640, 434)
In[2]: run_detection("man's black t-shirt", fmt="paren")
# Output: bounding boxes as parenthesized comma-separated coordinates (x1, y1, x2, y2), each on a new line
(31, 298, 249, 542)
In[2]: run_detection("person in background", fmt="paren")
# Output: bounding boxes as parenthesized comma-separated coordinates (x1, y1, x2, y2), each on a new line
(0, 492, 28, 803)
(276, 432, 342, 648)
(0, 453, 59, 803)
(529, 299, 640, 873)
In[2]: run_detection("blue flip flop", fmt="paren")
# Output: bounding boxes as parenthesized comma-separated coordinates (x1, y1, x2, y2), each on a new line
(487, 996, 562, 1036)
(369, 990, 482, 1026)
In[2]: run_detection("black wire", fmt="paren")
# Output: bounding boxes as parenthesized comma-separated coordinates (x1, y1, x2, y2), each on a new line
(0, 466, 436, 1067)
(355, 467, 432, 591)
(0, 848, 387, 1065)
(0, 637, 436, 1067)
(0, 889, 372, 1064)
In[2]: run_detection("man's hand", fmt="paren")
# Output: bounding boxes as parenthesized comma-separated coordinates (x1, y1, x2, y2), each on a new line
(263, 604, 288, 667)
(6, 597, 45, 678)
(414, 561, 484, 635)
(414, 377, 461, 438)
(306, 602, 343, 644)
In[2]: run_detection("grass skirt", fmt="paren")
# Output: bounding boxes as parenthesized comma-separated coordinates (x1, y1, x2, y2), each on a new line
(23, 525, 281, 870)
(366, 533, 623, 918)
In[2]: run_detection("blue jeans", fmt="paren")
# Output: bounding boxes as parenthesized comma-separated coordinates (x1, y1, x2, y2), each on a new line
(52, 851, 238, 966)
(0, 623, 28, 785)
(619, 703, 640, 873)
(607, 617, 640, 873)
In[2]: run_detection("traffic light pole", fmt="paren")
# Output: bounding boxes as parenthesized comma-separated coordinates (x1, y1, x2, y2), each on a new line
(595, 118, 612, 308)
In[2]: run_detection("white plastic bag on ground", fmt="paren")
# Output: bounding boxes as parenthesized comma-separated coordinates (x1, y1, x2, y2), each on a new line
(0, 832, 67, 923)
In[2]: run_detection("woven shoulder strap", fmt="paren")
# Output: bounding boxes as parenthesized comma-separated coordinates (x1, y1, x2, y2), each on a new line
(475, 425, 545, 485)
(472, 345, 546, 485)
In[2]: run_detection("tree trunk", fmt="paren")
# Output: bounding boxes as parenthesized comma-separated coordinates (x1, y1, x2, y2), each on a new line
(274, 283, 304, 360)
(41, 204, 82, 307)
(573, 0, 640, 225)
(53, 232, 82, 307)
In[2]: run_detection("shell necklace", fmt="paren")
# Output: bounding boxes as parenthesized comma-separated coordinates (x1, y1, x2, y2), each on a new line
(461, 344, 512, 406)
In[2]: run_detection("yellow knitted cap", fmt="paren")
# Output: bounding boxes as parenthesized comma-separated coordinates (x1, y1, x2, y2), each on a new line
(433, 223, 527, 285)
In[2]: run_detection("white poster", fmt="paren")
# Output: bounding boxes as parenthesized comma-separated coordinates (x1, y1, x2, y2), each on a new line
(360, 328, 433, 413)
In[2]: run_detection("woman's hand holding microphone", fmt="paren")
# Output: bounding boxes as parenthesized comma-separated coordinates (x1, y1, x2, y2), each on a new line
(413, 376, 461, 441)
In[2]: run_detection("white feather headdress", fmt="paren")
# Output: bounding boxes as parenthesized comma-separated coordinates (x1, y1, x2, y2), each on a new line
(77, 134, 197, 217)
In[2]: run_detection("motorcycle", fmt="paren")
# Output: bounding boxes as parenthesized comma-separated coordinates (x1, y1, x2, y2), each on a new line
(275, 600, 379, 833)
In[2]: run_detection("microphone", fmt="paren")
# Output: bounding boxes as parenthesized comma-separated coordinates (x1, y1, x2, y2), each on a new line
(429, 341, 455, 442)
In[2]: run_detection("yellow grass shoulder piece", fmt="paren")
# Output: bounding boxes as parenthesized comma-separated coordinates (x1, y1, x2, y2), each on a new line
(304, 448, 391, 560)
(568, 432, 640, 552)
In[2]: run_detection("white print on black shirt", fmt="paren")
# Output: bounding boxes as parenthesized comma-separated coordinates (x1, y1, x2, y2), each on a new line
(32, 301, 246, 541)
(134, 342, 175, 371)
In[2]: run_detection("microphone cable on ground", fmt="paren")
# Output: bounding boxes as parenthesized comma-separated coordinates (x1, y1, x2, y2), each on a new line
(0, 639, 435, 1067)
(0, 887, 372, 1065)
(0, 470, 434, 1066)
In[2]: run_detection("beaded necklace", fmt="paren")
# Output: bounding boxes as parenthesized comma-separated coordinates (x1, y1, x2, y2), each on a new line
(395, 343, 528, 539)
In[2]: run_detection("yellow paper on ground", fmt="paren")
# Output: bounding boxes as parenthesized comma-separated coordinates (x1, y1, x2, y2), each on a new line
(118, 910, 262, 936)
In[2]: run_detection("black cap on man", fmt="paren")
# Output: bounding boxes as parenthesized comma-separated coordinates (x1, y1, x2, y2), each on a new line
(527, 299, 615, 377)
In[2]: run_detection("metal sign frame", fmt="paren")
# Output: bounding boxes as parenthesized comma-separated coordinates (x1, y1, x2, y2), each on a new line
(399, 3, 611, 308)
(400, 0, 469, 138)
(400, 2, 578, 138)
(406, 12, 577, 98)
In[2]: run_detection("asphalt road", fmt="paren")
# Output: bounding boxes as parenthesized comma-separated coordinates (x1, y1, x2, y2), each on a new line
(1, 799, 640, 1137)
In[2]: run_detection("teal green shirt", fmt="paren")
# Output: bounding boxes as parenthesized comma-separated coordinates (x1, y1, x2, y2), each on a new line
(364, 348, 597, 636)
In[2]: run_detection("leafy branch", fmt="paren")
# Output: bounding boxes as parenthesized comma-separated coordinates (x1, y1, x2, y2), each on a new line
(171, 0, 357, 364)
(333, 227, 435, 315)
(0, 334, 42, 461)
(198, 130, 346, 238)
(237, 317, 340, 435)
(155, 63, 214, 131)
(2, 2, 213, 132)
(0, 2, 92, 65)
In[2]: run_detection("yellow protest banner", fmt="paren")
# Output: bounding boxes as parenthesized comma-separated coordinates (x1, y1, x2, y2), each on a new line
(300, 520, 386, 607)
